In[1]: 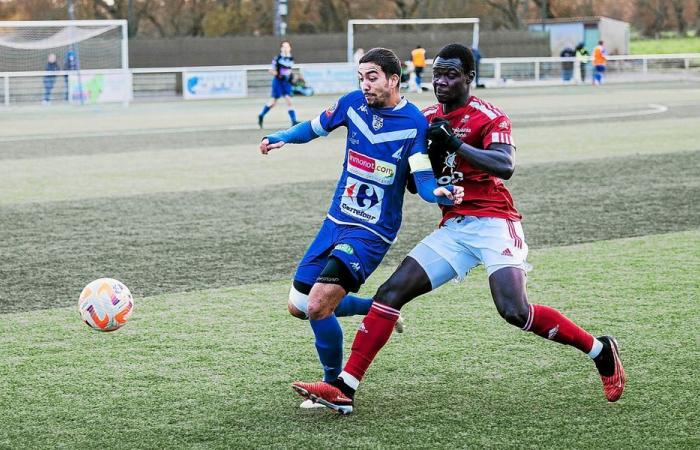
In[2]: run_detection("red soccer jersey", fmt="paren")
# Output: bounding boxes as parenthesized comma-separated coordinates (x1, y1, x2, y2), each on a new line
(422, 96, 522, 224)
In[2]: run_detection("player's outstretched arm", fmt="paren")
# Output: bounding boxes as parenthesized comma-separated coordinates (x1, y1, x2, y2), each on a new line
(259, 120, 319, 155)
(428, 118, 515, 179)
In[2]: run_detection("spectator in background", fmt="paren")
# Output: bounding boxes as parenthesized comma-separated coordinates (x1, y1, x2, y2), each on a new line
(472, 47, 484, 88)
(592, 40, 607, 85)
(560, 45, 575, 82)
(575, 42, 589, 84)
(400, 60, 410, 91)
(64, 50, 78, 101)
(42, 53, 60, 105)
(411, 45, 426, 92)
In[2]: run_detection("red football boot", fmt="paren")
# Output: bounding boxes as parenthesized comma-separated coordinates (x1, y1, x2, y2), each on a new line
(596, 336, 626, 402)
(292, 381, 354, 415)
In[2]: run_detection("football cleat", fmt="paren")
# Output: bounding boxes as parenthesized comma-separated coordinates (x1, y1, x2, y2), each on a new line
(299, 399, 324, 409)
(394, 314, 405, 333)
(597, 336, 626, 402)
(292, 381, 354, 415)
(258, 114, 264, 129)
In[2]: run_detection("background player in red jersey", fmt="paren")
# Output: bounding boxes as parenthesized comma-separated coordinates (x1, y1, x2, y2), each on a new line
(292, 44, 626, 415)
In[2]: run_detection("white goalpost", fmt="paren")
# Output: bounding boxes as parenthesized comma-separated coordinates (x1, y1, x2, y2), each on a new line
(346, 18, 480, 63)
(0, 20, 131, 105)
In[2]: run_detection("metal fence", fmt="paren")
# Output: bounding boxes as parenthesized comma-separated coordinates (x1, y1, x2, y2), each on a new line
(3, 53, 699, 106)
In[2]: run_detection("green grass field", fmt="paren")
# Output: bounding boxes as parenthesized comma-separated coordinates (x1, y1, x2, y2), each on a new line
(631, 36, 700, 54)
(1, 82, 699, 448)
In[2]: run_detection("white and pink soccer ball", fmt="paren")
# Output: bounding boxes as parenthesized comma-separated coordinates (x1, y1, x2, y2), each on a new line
(78, 278, 134, 332)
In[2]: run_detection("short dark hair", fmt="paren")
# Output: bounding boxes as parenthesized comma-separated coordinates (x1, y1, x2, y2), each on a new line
(359, 47, 401, 78)
(436, 43, 475, 75)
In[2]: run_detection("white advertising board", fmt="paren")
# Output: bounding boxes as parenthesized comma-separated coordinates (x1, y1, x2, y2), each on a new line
(183, 71, 247, 99)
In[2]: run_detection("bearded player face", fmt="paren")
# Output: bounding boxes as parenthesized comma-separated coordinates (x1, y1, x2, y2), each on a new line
(432, 56, 473, 106)
(358, 62, 399, 108)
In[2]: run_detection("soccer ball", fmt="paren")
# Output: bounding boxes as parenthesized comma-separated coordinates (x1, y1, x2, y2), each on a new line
(78, 278, 134, 332)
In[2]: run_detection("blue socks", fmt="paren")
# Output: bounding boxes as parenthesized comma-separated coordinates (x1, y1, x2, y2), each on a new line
(288, 109, 297, 123)
(309, 315, 343, 382)
(334, 294, 373, 317)
(259, 104, 271, 117)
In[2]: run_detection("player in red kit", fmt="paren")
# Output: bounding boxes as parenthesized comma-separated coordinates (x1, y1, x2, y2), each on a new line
(292, 44, 625, 415)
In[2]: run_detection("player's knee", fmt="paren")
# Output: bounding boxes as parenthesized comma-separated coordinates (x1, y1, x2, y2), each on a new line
(498, 302, 528, 328)
(288, 282, 310, 320)
(307, 297, 333, 321)
(375, 280, 405, 310)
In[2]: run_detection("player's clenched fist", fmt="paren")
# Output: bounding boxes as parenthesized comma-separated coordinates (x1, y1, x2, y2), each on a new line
(259, 138, 286, 155)
(428, 117, 462, 152)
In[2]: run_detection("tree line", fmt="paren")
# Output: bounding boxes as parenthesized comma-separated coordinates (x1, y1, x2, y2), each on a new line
(2, 0, 698, 38)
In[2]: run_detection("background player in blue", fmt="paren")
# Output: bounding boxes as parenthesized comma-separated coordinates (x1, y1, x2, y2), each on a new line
(258, 41, 299, 128)
(259, 48, 464, 408)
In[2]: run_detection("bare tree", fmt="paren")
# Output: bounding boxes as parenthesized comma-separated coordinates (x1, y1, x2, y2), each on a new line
(670, 0, 687, 35)
(484, 0, 524, 29)
(638, 0, 669, 37)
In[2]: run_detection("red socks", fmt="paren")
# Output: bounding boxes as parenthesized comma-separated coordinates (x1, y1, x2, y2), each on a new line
(523, 304, 594, 353)
(344, 302, 399, 381)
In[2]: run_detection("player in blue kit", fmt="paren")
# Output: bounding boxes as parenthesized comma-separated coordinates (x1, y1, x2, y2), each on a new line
(258, 41, 299, 128)
(259, 48, 464, 408)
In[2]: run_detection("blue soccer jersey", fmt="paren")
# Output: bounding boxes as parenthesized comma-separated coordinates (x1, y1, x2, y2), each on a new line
(310, 90, 429, 243)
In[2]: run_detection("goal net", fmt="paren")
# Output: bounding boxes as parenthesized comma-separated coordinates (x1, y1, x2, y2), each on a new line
(0, 20, 131, 105)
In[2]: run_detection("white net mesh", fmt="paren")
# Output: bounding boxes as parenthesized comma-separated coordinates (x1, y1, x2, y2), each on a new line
(0, 23, 124, 72)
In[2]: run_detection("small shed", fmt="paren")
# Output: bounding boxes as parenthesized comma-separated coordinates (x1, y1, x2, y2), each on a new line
(527, 16, 630, 56)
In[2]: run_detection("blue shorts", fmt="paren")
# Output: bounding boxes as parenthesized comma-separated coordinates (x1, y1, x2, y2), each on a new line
(595, 65, 606, 73)
(271, 77, 292, 98)
(294, 218, 391, 292)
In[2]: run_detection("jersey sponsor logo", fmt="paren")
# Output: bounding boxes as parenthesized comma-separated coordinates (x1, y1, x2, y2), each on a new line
(437, 151, 464, 186)
(347, 149, 396, 185)
(372, 114, 383, 130)
(334, 243, 354, 255)
(340, 176, 384, 224)
(453, 127, 471, 137)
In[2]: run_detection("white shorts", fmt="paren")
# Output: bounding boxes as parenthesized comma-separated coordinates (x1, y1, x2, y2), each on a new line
(409, 215, 530, 288)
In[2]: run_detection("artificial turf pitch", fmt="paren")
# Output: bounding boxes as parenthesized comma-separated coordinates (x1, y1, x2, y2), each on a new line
(0, 82, 698, 448)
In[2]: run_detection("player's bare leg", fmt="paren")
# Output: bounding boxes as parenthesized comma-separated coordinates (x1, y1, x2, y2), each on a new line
(294, 257, 432, 413)
(489, 266, 625, 401)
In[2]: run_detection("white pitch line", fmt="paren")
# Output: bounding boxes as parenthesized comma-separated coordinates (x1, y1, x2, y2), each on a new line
(0, 104, 669, 143)
(523, 103, 668, 123)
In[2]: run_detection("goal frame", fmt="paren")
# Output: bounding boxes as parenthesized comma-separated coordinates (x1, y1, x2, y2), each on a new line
(0, 19, 130, 105)
(347, 18, 480, 63)
(0, 20, 129, 71)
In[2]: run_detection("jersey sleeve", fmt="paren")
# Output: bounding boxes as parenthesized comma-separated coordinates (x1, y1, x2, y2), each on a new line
(481, 115, 516, 149)
(407, 115, 432, 173)
(310, 92, 352, 136)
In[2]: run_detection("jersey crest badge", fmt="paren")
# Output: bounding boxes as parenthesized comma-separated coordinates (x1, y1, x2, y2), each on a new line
(372, 114, 383, 131)
(325, 102, 337, 117)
